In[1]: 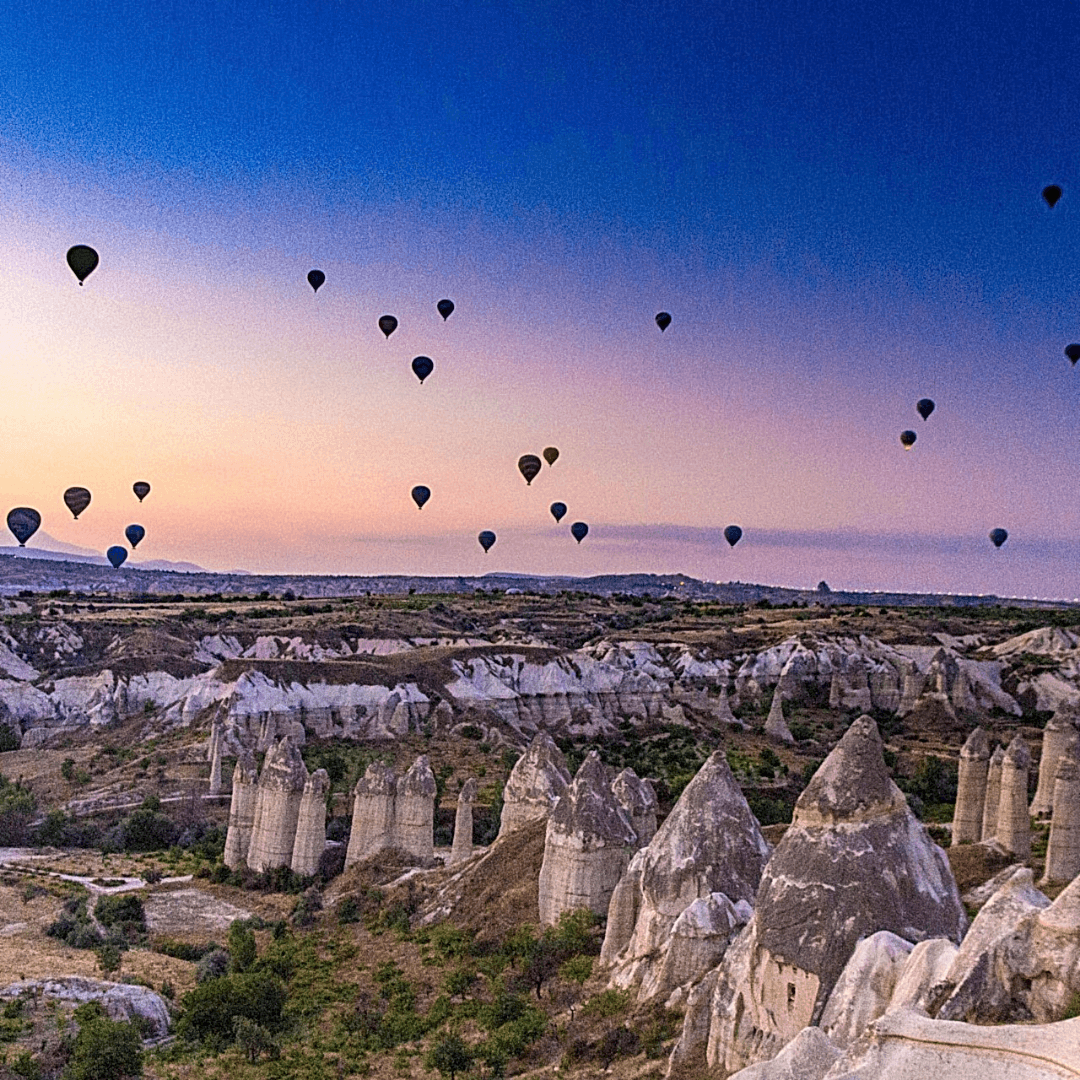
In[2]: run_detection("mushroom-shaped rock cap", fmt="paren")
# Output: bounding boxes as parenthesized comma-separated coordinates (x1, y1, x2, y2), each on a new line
(960, 726, 991, 761)
(794, 715, 905, 827)
(304, 768, 331, 797)
(258, 737, 309, 793)
(611, 768, 658, 815)
(987, 744, 1005, 768)
(549, 751, 637, 845)
(458, 777, 479, 803)
(356, 761, 397, 796)
(233, 748, 258, 785)
(400, 755, 437, 797)
(1003, 734, 1030, 769)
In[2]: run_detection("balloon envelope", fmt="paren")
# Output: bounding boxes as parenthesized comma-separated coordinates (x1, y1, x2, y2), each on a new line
(437, 299, 455, 320)
(655, 312, 672, 332)
(133, 481, 151, 502)
(478, 530, 496, 553)
(518, 455, 542, 485)
(570, 521, 588, 543)
(106, 545, 128, 568)
(1044, 185, 1063, 208)
(378, 315, 398, 338)
(1066, 344, 1080, 365)
(6, 508, 40, 547)
(125, 524, 145, 548)
(66, 245, 99, 284)
(916, 398, 935, 421)
(63, 487, 92, 519)
(411, 356, 434, 383)
(307, 269, 325, 292)
(550, 501, 567, 523)
(989, 528, 1008, 548)
(724, 525, 742, 547)
(542, 447, 559, 466)
(900, 430, 917, 450)
(411, 485, 431, 510)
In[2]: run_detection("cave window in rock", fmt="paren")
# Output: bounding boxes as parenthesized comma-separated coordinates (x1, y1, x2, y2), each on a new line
(787, 982, 796, 1010)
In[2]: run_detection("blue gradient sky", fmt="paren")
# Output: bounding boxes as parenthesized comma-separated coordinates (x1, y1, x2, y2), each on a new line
(1, 1, 1079, 596)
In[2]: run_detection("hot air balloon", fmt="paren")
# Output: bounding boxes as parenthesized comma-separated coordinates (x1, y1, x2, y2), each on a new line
(63, 487, 92, 520)
(989, 528, 1008, 548)
(437, 299, 455, 320)
(550, 502, 567, 523)
(66, 245, 99, 285)
(411, 356, 434, 384)
(916, 398, 935, 421)
(106, 545, 128, 568)
(570, 521, 588, 543)
(307, 270, 325, 293)
(900, 430, 917, 450)
(1044, 185, 1063, 208)
(478, 530, 496, 553)
(724, 525, 742, 547)
(655, 312, 672, 332)
(133, 482, 151, 502)
(1066, 344, 1080, 366)
(542, 447, 559, 466)
(378, 315, 398, 339)
(6, 508, 40, 547)
(518, 455, 542, 485)
(125, 524, 145, 548)
(411, 485, 431, 510)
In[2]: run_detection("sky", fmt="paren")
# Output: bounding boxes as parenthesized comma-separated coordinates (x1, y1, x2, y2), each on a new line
(1, 0, 1079, 598)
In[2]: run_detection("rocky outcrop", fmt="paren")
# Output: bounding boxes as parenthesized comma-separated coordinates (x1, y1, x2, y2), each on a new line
(995, 735, 1031, 861)
(1043, 750, 1080, 885)
(223, 749, 259, 869)
(674, 716, 966, 1078)
(765, 688, 794, 744)
(245, 737, 308, 872)
(344, 762, 397, 868)
(396, 756, 436, 863)
(952, 726, 989, 845)
(603, 751, 769, 1001)
(498, 732, 571, 838)
(208, 717, 224, 795)
(290, 768, 329, 876)
(981, 744, 1005, 841)
(610, 768, 658, 847)
(1032, 709, 1079, 817)
(450, 778, 478, 865)
(537, 751, 637, 925)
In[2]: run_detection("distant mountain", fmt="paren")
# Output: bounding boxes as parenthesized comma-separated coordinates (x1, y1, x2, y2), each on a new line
(0, 536, 209, 573)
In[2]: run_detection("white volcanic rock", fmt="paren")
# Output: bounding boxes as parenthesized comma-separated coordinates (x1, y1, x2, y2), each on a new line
(194, 634, 245, 663)
(208, 719, 223, 795)
(1043, 750, 1080, 885)
(765, 688, 794, 743)
(396, 755, 436, 862)
(246, 737, 308, 873)
(0, 977, 170, 1040)
(450, 777, 478, 865)
(994, 735, 1031, 860)
(682, 716, 966, 1078)
(980, 745, 1004, 841)
(290, 768, 329, 876)
(991, 626, 1080, 660)
(726, 1026, 841, 1080)
(952, 727, 990, 845)
(604, 751, 770, 1000)
(1031, 708, 1079, 817)
(610, 768, 658, 847)
(223, 749, 259, 869)
(886, 937, 958, 1013)
(537, 751, 638, 925)
(498, 732, 571, 838)
(345, 762, 396, 867)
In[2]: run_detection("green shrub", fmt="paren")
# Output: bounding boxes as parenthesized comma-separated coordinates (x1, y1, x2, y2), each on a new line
(177, 971, 286, 1043)
(227, 920, 257, 972)
(66, 1017, 143, 1080)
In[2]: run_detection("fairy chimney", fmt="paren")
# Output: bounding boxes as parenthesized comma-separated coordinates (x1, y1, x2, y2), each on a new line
(395, 755, 436, 862)
(981, 745, 1005, 841)
(290, 768, 330, 877)
(450, 777, 478, 866)
(498, 732, 571, 838)
(995, 735, 1031, 862)
(245, 737, 309, 873)
(952, 727, 991, 845)
(1042, 750, 1080, 886)
(765, 687, 794, 744)
(223, 749, 259, 870)
(344, 762, 397, 868)
(611, 768, 658, 847)
(1032, 709, 1079, 818)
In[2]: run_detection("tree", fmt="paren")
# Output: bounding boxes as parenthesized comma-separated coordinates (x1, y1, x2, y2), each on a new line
(558, 956, 592, 1019)
(66, 1017, 143, 1080)
(425, 1031, 474, 1080)
(232, 1015, 275, 1063)
(227, 921, 256, 972)
(95, 943, 122, 978)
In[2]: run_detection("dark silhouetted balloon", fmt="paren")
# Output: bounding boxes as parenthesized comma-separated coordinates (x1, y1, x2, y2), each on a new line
(916, 398, 935, 421)
(518, 454, 542, 485)
(655, 312, 672, 332)
(6, 508, 40, 547)
(307, 270, 325, 292)
(133, 481, 151, 502)
(1044, 185, 1063, 208)
(550, 501, 567, 523)
(66, 245, 99, 285)
(107, 545, 128, 568)
(570, 521, 588, 543)
(900, 430, 917, 450)
(437, 299, 455, 320)
(411, 356, 434, 384)
(411, 485, 431, 510)
(378, 315, 398, 338)
(724, 525, 743, 547)
(478, 530, 496, 553)
(125, 524, 145, 548)
(1066, 344, 1080, 366)
(989, 528, 1008, 549)
(63, 487, 91, 519)
(542, 447, 559, 466)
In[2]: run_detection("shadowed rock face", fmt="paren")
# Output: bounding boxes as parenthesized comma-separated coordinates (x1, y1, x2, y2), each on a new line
(246, 737, 309, 872)
(610, 768, 658, 847)
(981, 745, 1005, 840)
(952, 726, 990, 845)
(450, 777, 479, 866)
(223, 749, 258, 869)
(498, 732, 571, 838)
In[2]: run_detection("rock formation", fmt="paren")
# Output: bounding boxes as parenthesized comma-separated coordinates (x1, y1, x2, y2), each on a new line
(537, 750, 637, 925)
(764, 687, 794, 743)
(1032, 708, 1079, 817)
(344, 762, 396, 868)
(208, 718, 224, 796)
(290, 768, 329, 876)
(497, 732, 570, 838)
(981, 744, 1005, 840)
(1043, 750, 1080, 885)
(951, 726, 990, 845)
(396, 755, 436, 862)
(995, 734, 1031, 861)
(450, 777, 478, 865)
(715, 684, 738, 725)
(245, 737, 308, 873)
(672, 716, 966, 1077)
(603, 751, 769, 1001)
(610, 768, 658, 847)
(223, 749, 259, 870)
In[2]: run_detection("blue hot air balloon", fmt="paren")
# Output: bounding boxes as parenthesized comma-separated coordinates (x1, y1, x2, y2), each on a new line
(900, 430, 917, 450)
(570, 521, 588, 543)
(518, 455, 542, 485)
(7, 508, 41, 547)
(307, 269, 325, 293)
(378, 315, 398, 339)
(107, 545, 128, 568)
(411, 356, 434, 384)
(411, 485, 431, 510)
(478, 530, 496, 553)
(989, 528, 1008, 549)
(125, 524, 145, 548)
(550, 502, 567, 523)
(133, 481, 151, 502)
(437, 299, 455, 320)
(916, 398, 935, 421)
(655, 312, 672, 332)
(724, 525, 742, 547)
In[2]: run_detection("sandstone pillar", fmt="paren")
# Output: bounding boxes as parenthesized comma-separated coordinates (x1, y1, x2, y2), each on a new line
(715, 684, 738, 725)
(246, 737, 308, 873)
(1042, 752, 1080, 885)
(981, 745, 1005, 841)
(449, 777, 478, 865)
(497, 732, 571, 838)
(1031, 711, 1079, 817)
(995, 735, 1031, 862)
(395, 755, 436, 862)
(611, 768, 658, 846)
(208, 720, 223, 796)
(344, 762, 396, 868)
(951, 727, 990, 845)
(290, 768, 330, 877)
(765, 687, 794, 744)
(223, 750, 259, 870)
